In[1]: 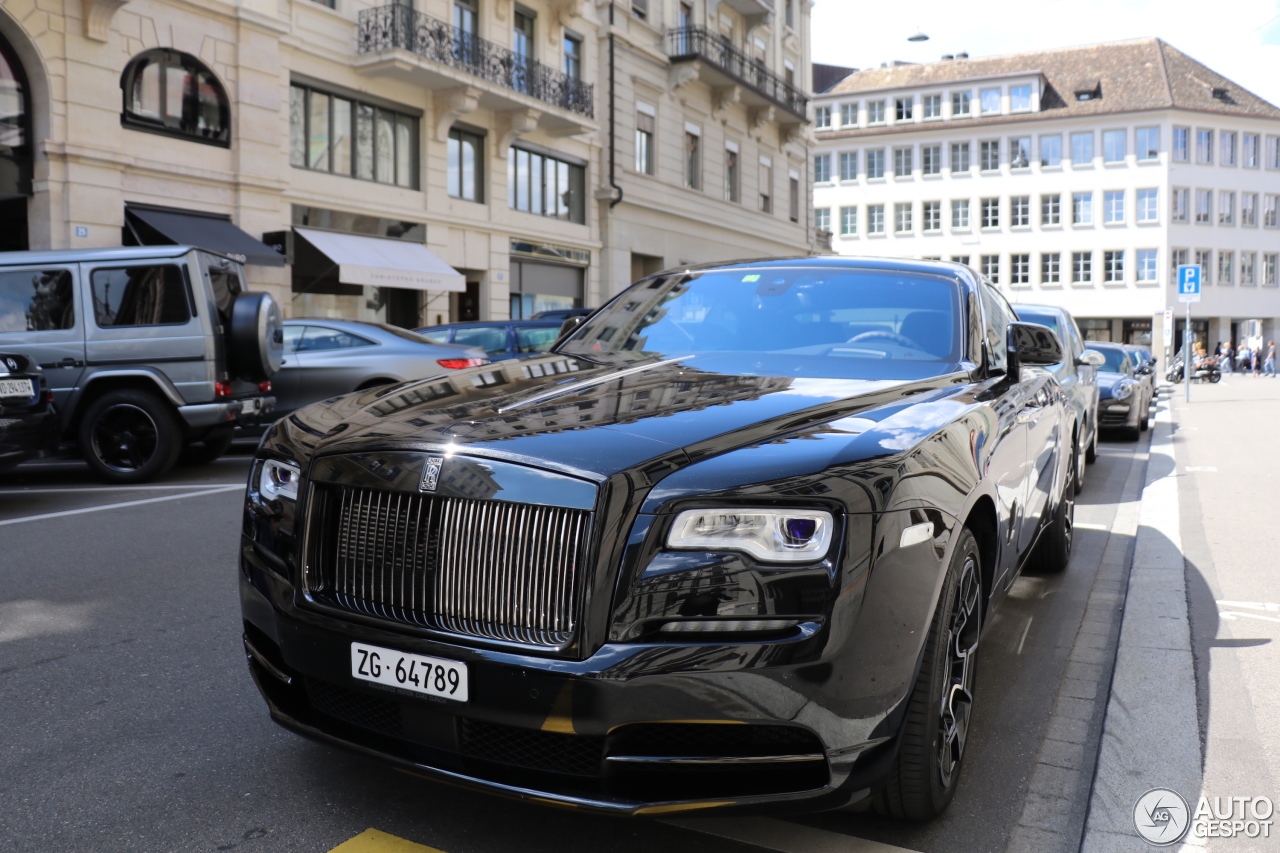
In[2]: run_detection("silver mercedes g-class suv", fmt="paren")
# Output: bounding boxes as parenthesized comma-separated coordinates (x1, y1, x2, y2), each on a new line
(0, 246, 282, 483)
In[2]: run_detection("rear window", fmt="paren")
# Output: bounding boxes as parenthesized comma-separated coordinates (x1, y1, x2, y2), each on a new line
(0, 269, 75, 331)
(208, 264, 243, 323)
(91, 265, 191, 327)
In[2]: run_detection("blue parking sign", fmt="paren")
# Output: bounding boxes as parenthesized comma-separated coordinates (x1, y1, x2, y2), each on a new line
(1177, 265, 1201, 302)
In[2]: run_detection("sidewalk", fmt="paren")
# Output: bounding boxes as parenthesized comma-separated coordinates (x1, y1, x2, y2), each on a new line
(1082, 378, 1280, 852)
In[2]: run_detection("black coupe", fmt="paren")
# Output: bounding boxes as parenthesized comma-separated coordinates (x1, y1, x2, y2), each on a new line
(239, 257, 1077, 820)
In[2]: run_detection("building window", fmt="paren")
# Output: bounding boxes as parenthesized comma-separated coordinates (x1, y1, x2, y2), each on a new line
(980, 254, 999, 282)
(632, 0, 649, 19)
(980, 88, 1000, 113)
(1196, 129, 1212, 164)
(1265, 194, 1279, 227)
(1269, 137, 1280, 169)
(123, 49, 230, 146)
(563, 33, 582, 80)
(813, 152, 830, 183)
(895, 97, 914, 121)
(686, 131, 702, 188)
(724, 146, 740, 202)
(840, 103, 856, 126)
(1137, 249, 1157, 283)
(894, 202, 913, 233)
(1221, 131, 1237, 166)
(815, 106, 831, 128)
(866, 149, 885, 179)
(635, 106, 655, 174)
(867, 100, 885, 124)
(1196, 249, 1213, 284)
(951, 198, 970, 229)
(1136, 188, 1158, 223)
(1173, 127, 1189, 162)
(980, 140, 999, 171)
(867, 204, 885, 234)
(1072, 192, 1093, 225)
(922, 144, 941, 175)
(1219, 191, 1235, 225)
(1172, 188, 1189, 222)
(447, 127, 484, 202)
(839, 151, 857, 181)
(950, 142, 970, 173)
(1135, 127, 1159, 161)
(1244, 133, 1260, 167)
(759, 158, 773, 212)
(980, 197, 999, 228)
(1195, 190, 1212, 224)
(893, 146, 913, 177)
(1010, 253, 1030, 285)
(1010, 195, 1030, 227)
(1010, 85, 1031, 111)
(1103, 251, 1125, 283)
(1265, 253, 1278, 286)
(1041, 135, 1062, 167)
(923, 94, 942, 118)
(1010, 137, 1031, 169)
(1041, 193, 1061, 226)
(1104, 190, 1125, 224)
(1242, 252, 1256, 285)
(289, 83, 418, 188)
(814, 207, 830, 232)
(951, 255, 970, 265)
(789, 175, 799, 222)
(508, 146, 586, 223)
(1103, 130, 1125, 163)
(951, 91, 971, 115)
(1218, 250, 1233, 284)
(923, 200, 941, 232)
(1242, 192, 1258, 226)
(1072, 251, 1092, 283)
(1071, 132, 1093, 166)
(840, 205, 857, 235)
(1041, 252, 1061, 284)
(1171, 248, 1188, 275)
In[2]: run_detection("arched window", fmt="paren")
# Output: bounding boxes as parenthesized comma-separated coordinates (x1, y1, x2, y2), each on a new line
(121, 49, 229, 146)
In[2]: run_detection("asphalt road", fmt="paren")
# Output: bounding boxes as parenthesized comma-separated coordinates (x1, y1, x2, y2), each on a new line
(0, 435, 1146, 853)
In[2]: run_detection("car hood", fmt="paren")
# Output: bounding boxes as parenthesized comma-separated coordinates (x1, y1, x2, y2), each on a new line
(1096, 370, 1133, 399)
(274, 352, 971, 483)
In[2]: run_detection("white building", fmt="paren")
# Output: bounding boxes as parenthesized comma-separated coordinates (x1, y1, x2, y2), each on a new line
(811, 39, 1280, 358)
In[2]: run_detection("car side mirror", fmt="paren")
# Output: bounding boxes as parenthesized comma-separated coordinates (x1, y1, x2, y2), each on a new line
(553, 315, 586, 347)
(1076, 349, 1107, 367)
(1007, 322, 1065, 373)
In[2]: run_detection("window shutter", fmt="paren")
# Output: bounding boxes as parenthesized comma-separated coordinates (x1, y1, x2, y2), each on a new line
(636, 111, 655, 135)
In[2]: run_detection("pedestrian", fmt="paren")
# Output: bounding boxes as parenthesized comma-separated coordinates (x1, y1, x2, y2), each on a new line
(1223, 342, 1234, 373)
(1266, 341, 1277, 378)
(1239, 345, 1251, 373)
(1253, 349, 1262, 377)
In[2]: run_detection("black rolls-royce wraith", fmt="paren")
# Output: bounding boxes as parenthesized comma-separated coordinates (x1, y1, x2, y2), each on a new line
(239, 257, 1076, 820)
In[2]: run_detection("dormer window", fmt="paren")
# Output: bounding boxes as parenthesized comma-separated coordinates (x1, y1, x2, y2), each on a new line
(1075, 85, 1101, 102)
(121, 49, 230, 146)
(1212, 87, 1229, 100)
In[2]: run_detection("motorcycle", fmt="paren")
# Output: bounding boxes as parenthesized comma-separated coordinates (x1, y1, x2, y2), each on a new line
(1167, 355, 1222, 384)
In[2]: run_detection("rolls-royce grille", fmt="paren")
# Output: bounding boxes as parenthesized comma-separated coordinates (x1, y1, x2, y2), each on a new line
(306, 484, 591, 647)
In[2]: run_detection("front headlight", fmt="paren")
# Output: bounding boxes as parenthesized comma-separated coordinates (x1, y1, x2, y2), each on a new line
(667, 508, 833, 563)
(259, 459, 301, 501)
(1112, 382, 1133, 401)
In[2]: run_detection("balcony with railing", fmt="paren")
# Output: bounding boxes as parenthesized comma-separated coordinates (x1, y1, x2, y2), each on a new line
(356, 4, 594, 130)
(666, 26, 807, 122)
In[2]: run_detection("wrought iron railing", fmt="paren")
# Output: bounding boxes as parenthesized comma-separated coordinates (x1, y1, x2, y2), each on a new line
(666, 26, 808, 120)
(357, 5, 594, 119)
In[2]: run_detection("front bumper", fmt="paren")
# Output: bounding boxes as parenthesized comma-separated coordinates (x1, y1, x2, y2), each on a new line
(0, 406, 60, 469)
(1098, 400, 1136, 429)
(239, 541, 897, 815)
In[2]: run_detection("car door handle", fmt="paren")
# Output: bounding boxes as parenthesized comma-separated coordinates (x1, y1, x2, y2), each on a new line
(1016, 407, 1042, 424)
(58, 357, 85, 368)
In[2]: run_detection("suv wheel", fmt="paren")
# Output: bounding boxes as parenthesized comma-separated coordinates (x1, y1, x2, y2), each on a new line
(79, 389, 182, 483)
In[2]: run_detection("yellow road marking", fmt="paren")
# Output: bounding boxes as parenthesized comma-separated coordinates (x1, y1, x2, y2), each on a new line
(327, 828, 448, 853)
(663, 816, 923, 853)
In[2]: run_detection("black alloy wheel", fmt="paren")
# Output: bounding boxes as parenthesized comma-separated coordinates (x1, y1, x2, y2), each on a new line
(78, 389, 182, 484)
(1035, 449, 1076, 574)
(873, 528, 982, 820)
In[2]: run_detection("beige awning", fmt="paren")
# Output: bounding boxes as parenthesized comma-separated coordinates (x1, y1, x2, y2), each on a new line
(294, 228, 465, 292)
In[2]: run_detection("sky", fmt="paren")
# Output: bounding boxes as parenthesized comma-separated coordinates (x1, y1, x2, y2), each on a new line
(810, 0, 1280, 107)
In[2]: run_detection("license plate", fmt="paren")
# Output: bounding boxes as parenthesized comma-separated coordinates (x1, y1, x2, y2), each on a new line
(240, 398, 260, 415)
(350, 642, 468, 702)
(0, 378, 33, 398)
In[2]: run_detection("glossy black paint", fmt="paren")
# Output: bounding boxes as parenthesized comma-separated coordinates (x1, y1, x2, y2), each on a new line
(0, 353, 59, 470)
(239, 257, 1075, 815)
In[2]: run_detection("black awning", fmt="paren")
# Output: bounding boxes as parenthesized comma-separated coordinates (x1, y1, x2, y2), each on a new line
(125, 203, 285, 267)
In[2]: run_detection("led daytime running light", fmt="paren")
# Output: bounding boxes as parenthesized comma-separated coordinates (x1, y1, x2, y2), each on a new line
(667, 508, 833, 563)
(259, 459, 301, 501)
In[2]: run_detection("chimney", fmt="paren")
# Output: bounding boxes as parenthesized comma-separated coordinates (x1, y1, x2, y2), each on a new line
(941, 54, 954, 61)
(956, 51, 969, 59)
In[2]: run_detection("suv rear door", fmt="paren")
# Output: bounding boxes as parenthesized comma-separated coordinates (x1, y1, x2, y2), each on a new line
(0, 264, 85, 408)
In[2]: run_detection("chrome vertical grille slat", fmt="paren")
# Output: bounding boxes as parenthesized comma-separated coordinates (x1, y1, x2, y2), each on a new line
(306, 482, 591, 648)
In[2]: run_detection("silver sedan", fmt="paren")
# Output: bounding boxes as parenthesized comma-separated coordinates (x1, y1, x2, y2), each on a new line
(272, 318, 487, 417)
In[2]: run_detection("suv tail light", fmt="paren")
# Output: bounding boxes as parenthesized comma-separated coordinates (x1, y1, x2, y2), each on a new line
(214, 381, 232, 399)
(437, 358, 487, 369)
(258, 381, 272, 393)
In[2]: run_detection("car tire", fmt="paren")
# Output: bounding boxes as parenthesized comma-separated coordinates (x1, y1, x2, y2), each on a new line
(1034, 449, 1076, 574)
(1084, 424, 1098, 464)
(79, 389, 183, 484)
(1073, 434, 1086, 495)
(873, 528, 982, 821)
(1139, 401, 1150, 432)
(178, 426, 234, 466)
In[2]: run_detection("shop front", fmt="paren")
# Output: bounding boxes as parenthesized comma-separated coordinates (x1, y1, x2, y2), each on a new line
(508, 239, 589, 318)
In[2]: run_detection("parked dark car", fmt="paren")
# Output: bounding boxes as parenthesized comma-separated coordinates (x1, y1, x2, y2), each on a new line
(1090, 343, 1149, 439)
(530, 308, 593, 321)
(241, 257, 1077, 820)
(0, 353, 59, 470)
(416, 319, 564, 361)
(271, 319, 487, 419)
(1122, 344, 1158, 402)
(1011, 303, 1105, 492)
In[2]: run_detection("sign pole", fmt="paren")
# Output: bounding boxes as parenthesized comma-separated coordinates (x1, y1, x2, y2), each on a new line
(1176, 264, 1202, 402)
(1185, 302, 1191, 402)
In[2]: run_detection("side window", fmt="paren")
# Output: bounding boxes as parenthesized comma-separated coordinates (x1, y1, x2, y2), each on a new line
(979, 285, 1014, 372)
(1066, 317, 1085, 360)
(299, 326, 376, 351)
(282, 325, 306, 353)
(452, 325, 510, 355)
(90, 265, 190, 327)
(515, 325, 560, 353)
(0, 269, 75, 331)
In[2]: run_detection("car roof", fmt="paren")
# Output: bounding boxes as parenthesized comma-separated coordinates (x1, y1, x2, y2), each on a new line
(0, 245, 230, 265)
(638, 254, 982, 286)
(1013, 303, 1066, 316)
(425, 320, 562, 329)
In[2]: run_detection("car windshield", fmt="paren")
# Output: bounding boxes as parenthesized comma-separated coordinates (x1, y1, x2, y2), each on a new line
(1014, 308, 1059, 336)
(1096, 348, 1129, 372)
(559, 267, 962, 374)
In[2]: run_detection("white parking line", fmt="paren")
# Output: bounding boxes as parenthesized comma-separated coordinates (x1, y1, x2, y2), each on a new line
(0, 485, 242, 526)
(0, 484, 245, 494)
(662, 816, 921, 853)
